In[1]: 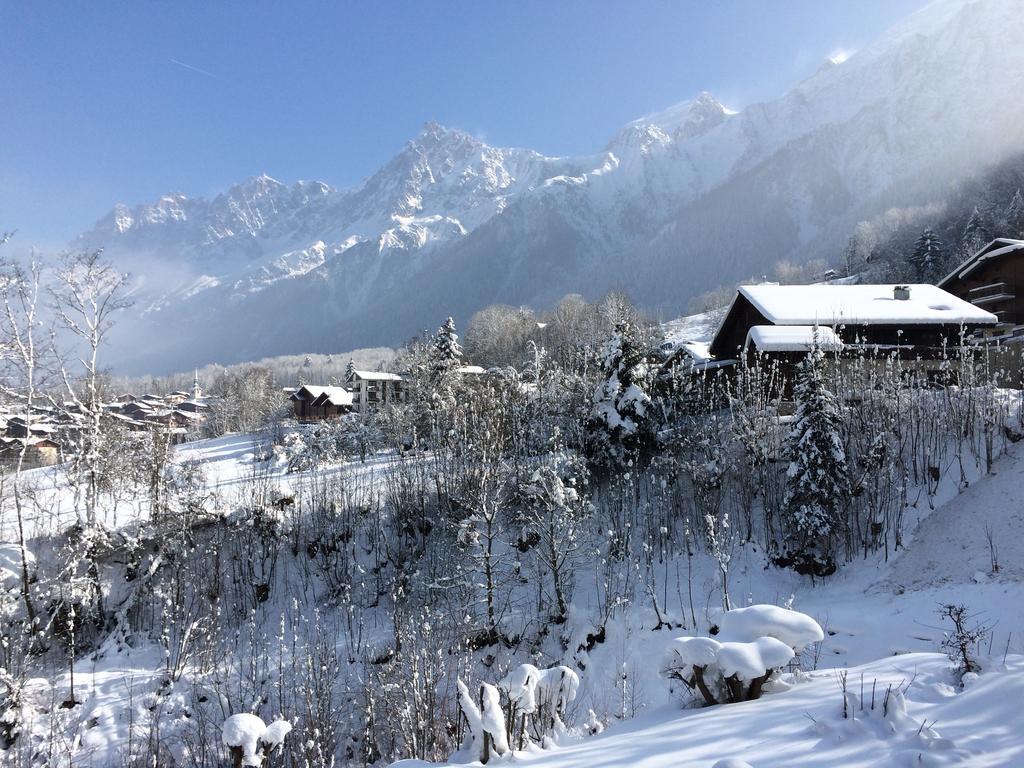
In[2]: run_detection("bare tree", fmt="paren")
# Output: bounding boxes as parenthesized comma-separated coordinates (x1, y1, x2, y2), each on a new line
(0, 249, 48, 636)
(50, 250, 132, 527)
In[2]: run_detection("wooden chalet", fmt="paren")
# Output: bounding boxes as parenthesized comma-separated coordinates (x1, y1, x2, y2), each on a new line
(708, 283, 998, 386)
(938, 239, 1024, 330)
(937, 238, 1024, 383)
(0, 437, 60, 467)
(290, 385, 354, 421)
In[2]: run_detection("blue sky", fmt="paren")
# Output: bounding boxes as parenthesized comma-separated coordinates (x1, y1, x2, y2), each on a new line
(1, 0, 928, 247)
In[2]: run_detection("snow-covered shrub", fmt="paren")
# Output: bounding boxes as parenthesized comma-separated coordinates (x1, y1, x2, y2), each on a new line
(222, 713, 292, 767)
(223, 713, 267, 767)
(662, 605, 823, 706)
(536, 665, 580, 725)
(713, 604, 825, 650)
(457, 664, 580, 759)
(0, 669, 24, 749)
(456, 679, 509, 762)
(511, 460, 590, 623)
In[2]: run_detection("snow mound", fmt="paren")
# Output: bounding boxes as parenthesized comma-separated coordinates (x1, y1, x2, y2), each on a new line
(222, 713, 292, 765)
(666, 636, 722, 668)
(222, 713, 266, 766)
(262, 719, 292, 749)
(715, 604, 824, 650)
(716, 638, 795, 682)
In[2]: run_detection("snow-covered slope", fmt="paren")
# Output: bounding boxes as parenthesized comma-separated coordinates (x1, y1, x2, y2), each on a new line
(395, 654, 1024, 768)
(76, 0, 1024, 374)
(7, 417, 1024, 766)
(390, 432, 1024, 768)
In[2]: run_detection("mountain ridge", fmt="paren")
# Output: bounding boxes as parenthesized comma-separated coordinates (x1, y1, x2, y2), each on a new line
(70, 0, 1024, 375)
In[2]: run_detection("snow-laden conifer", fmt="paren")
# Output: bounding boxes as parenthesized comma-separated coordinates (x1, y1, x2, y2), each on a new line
(781, 335, 848, 575)
(586, 321, 653, 472)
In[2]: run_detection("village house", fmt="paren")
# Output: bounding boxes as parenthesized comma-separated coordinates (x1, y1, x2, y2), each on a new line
(289, 385, 354, 421)
(0, 436, 60, 467)
(707, 283, 998, 386)
(938, 238, 1024, 330)
(103, 372, 210, 442)
(938, 238, 1024, 383)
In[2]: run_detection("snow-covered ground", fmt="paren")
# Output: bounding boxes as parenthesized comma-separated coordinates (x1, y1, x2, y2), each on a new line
(397, 654, 1024, 768)
(5, 430, 1024, 766)
(392, 437, 1024, 768)
(661, 310, 721, 348)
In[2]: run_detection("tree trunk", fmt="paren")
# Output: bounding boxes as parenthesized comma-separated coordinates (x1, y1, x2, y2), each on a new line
(692, 665, 718, 706)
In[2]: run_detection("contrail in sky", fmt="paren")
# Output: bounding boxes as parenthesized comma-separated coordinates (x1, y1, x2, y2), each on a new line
(168, 57, 222, 81)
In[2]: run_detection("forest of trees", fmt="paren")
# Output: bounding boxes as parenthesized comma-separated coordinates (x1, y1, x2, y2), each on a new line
(842, 151, 1024, 284)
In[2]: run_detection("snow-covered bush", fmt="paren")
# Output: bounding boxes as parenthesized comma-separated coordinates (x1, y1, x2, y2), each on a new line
(662, 605, 823, 706)
(713, 604, 825, 650)
(511, 460, 590, 623)
(457, 664, 580, 760)
(222, 713, 292, 767)
(938, 603, 991, 679)
(456, 679, 509, 763)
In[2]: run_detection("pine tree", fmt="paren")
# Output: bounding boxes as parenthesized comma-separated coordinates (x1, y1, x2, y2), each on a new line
(429, 316, 464, 382)
(781, 338, 848, 575)
(962, 206, 990, 254)
(345, 358, 357, 384)
(1007, 189, 1024, 238)
(586, 322, 653, 472)
(908, 228, 946, 283)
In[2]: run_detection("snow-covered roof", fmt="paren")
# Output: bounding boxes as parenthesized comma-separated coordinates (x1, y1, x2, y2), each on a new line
(738, 284, 997, 326)
(351, 370, 402, 382)
(939, 238, 1024, 285)
(679, 341, 713, 362)
(294, 385, 353, 405)
(745, 325, 844, 353)
(311, 387, 354, 407)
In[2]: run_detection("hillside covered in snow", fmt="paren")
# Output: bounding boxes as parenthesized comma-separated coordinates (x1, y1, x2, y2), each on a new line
(71, 0, 1024, 374)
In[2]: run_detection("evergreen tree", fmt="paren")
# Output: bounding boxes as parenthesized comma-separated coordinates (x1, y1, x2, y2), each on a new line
(962, 206, 990, 253)
(429, 316, 464, 382)
(908, 229, 946, 283)
(345, 358, 357, 384)
(781, 339, 848, 575)
(586, 322, 653, 472)
(1007, 189, 1024, 238)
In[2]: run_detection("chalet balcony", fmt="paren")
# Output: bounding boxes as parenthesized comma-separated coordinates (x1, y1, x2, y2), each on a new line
(968, 281, 1015, 306)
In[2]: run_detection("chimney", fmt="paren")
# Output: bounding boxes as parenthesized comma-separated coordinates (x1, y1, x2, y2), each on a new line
(893, 285, 910, 301)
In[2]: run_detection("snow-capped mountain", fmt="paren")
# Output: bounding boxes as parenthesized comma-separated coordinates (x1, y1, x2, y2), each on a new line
(77, 0, 1024, 374)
